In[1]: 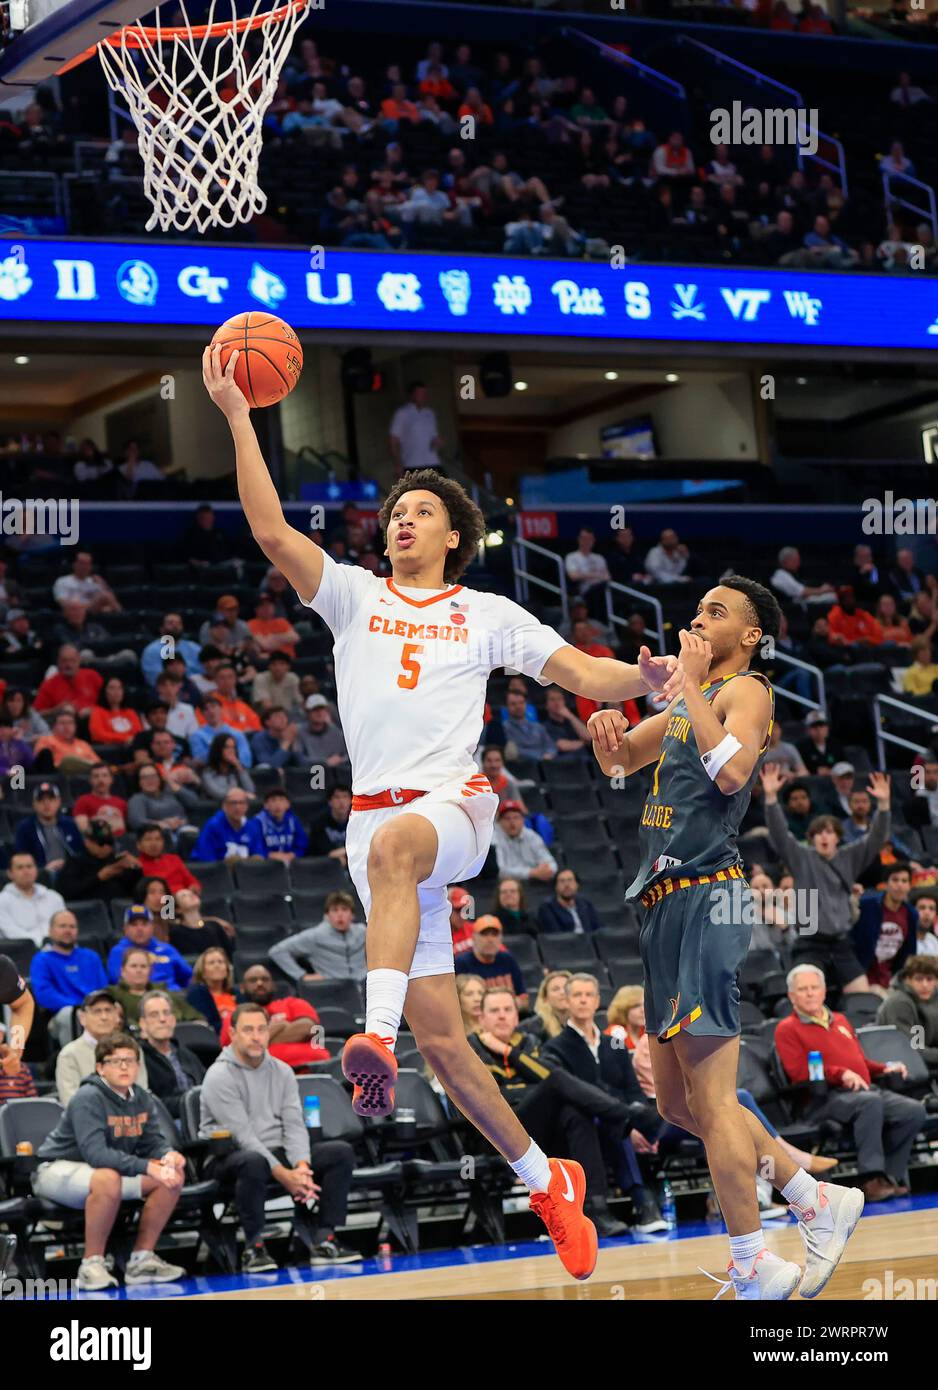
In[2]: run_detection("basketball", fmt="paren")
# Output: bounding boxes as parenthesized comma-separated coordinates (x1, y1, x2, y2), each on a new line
(210, 312, 303, 408)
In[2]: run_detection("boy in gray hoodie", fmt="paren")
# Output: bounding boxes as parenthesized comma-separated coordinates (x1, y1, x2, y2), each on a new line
(35, 1031, 187, 1291)
(200, 1000, 358, 1272)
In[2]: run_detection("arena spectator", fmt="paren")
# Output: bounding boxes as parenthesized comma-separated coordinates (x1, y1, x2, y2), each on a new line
(55, 989, 149, 1105)
(902, 638, 938, 697)
(38, 1031, 184, 1290)
(220, 964, 329, 1069)
(910, 890, 938, 955)
(890, 71, 931, 107)
(202, 733, 256, 804)
(251, 706, 300, 768)
(198, 598, 252, 653)
(33, 710, 97, 775)
(537, 868, 601, 934)
(198, 664, 261, 734)
(295, 694, 349, 767)
(269, 891, 366, 983)
(0, 713, 33, 778)
(764, 721, 808, 776)
(770, 547, 836, 606)
(248, 593, 298, 660)
(853, 865, 918, 994)
(908, 592, 937, 639)
(775, 964, 925, 1203)
(0, 851, 66, 946)
(3, 690, 49, 747)
(501, 689, 556, 762)
(763, 763, 892, 993)
(187, 948, 237, 1032)
(448, 885, 475, 956)
(558, 600, 613, 648)
(564, 528, 610, 607)
(193, 789, 267, 862)
(13, 783, 83, 873)
(842, 788, 877, 844)
(118, 440, 167, 494)
(879, 139, 915, 178)
(141, 613, 204, 687)
(106, 905, 193, 989)
(189, 696, 253, 768)
(541, 688, 590, 757)
(490, 876, 536, 936)
(134, 824, 200, 894)
(33, 646, 103, 720)
(169, 887, 234, 959)
(112, 947, 208, 1027)
(251, 653, 302, 716)
(1, 611, 43, 662)
(650, 129, 694, 179)
(887, 548, 931, 605)
(493, 801, 557, 883)
(796, 710, 846, 776)
(30, 908, 107, 1045)
(154, 673, 200, 743)
(747, 870, 793, 954)
(52, 551, 121, 613)
(876, 956, 938, 1074)
(874, 595, 912, 646)
(380, 82, 421, 131)
(127, 763, 192, 835)
(71, 763, 128, 835)
(456, 973, 485, 1034)
(52, 599, 108, 653)
(643, 528, 691, 585)
(389, 381, 442, 474)
(307, 784, 351, 864)
(822, 762, 858, 818)
(521, 970, 571, 1044)
(454, 915, 528, 1007)
(543, 974, 665, 1232)
(827, 586, 884, 647)
(137, 990, 207, 1118)
(249, 787, 309, 861)
(904, 756, 938, 829)
(200, 1001, 358, 1270)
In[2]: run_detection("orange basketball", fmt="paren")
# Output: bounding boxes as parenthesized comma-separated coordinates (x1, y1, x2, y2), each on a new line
(210, 311, 303, 408)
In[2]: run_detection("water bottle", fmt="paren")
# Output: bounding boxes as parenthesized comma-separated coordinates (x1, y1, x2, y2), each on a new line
(303, 1095, 322, 1132)
(808, 1050, 825, 1083)
(660, 1178, 677, 1231)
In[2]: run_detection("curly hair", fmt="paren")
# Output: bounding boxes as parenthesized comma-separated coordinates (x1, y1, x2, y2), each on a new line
(721, 574, 783, 644)
(378, 469, 486, 583)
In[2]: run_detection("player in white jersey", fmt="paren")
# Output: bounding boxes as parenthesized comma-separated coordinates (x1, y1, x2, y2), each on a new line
(204, 346, 681, 1279)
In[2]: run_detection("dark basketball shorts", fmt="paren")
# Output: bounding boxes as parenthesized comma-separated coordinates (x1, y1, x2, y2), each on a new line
(639, 880, 752, 1042)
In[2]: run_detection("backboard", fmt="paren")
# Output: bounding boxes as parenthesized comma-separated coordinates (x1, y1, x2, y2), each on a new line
(0, 0, 149, 94)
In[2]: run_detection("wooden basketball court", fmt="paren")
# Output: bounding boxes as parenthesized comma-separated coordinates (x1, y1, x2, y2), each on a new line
(176, 1207, 937, 1301)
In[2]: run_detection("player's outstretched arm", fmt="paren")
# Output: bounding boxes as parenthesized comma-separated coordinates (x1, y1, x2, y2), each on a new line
(588, 707, 670, 779)
(202, 344, 324, 605)
(541, 643, 682, 703)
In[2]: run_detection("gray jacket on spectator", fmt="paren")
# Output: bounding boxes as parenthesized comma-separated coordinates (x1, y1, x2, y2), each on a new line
(765, 800, 890, 940)
(38, 1073, 167, 1175)
(199, 1045, 308, 1171)
(492, 824, 558, 881)
(269, 919, 367, 981)
(294, 725, 349, 765)
(876, 980, 938, 1067)
(127, 789, 190, 830)
(201, 766, 256, 802)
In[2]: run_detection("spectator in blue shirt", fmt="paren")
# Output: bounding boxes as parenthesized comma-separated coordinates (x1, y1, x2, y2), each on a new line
(537, 869, 602, 935)
(497, 676, 538, 725)
(106, 905, 193, 989)
(141, 613, 203, 687)
(250, 706, 301, 770)
(189, 695, 253, 768)
(249, 788, 309, 862)
(501, 687, 556, 762)
(31, 907, 109, 1046)
(454, 915, 528, 1010)
(14, 782, 84, 871)
(192, 789, 268, 862)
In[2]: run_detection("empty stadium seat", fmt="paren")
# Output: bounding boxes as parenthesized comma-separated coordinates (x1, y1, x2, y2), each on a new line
(289, 858, 349, 893)
(538, 936, 598, 970)
(232, 859, 291, 894)
(189, 862, 235, 898)
(296, 978, 364, 1018)
(843, 993, 886, 1028)
(594, 926, 642, 961)
(500, 935, 542, 976)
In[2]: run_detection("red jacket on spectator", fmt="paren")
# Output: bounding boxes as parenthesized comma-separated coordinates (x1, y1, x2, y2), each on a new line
(775, 1007, 889, 1088)
(827, 605, 883, 646)
(220, 996, 329, 1068)
(137, 852, 200, 895)
(34, 667, 103, 714)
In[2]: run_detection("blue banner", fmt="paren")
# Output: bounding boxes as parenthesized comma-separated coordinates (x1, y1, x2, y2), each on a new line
(0, 239, 935, 349)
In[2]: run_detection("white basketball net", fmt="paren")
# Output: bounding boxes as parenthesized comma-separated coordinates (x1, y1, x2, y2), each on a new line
(96, 0, 312, 233)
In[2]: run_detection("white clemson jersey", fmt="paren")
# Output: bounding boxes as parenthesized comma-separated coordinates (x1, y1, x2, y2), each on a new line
(304, 551, 568, 795)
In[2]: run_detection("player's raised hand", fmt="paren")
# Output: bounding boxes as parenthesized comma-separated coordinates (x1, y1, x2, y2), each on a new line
(676, 628, 712, 685)
(202, 343, 250, 421)
(588, 707, 628, 755)
(638, 646, 682, 699)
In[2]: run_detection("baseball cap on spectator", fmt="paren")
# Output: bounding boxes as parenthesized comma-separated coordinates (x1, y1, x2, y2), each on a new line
(82, 988, 116, 1009)
(123, 904, 152, 925)
(805, 711, 829, 727)
(473, 915, 502, 935)
(33, 782, 60, 800)
(497, 800, 525, 818)
(306, 694, 328, 710)
(831, 761, 855, 777)
(217, 595, 239, 611)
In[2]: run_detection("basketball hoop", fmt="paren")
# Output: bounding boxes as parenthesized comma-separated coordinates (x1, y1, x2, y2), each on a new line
(61, 0, 313, 232)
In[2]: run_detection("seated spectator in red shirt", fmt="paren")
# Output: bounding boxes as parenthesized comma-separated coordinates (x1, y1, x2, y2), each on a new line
(134, 824, 200, 894)
(72, 762, 128, 835)
(457, 87, 494, 125)
(195, 665, 261, 734)
(89, 675, 144, 746)
(449, 885, 475, 956)
(220, 964, 329, 1069)
(247, 593, 298, 661)
(34, 645, 103, 718)
(419, 64, 457, 102)
(775, 963, 925, 1202)
(34, 710, 98, 774)
(827, 587, 884, 647)
(380, 83, 420, 124)
(570, 619, 642, 725)
(770, 0, 795, 27)
(798, 2, 833, 32)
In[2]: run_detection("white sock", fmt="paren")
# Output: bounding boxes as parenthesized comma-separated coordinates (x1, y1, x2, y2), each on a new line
(510, 1139, 552, 1194)
(128, 1249, 152, 1264)
(728, 1229, 765, 1276)
(364, 968, 409, 1046)
(781, 1169, 820, 1213)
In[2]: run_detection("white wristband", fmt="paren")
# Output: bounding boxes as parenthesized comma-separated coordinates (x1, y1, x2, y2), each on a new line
(701, 732, 742, 781)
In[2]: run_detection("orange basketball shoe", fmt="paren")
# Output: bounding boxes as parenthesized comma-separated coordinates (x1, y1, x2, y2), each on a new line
(342, 1033, 398, 1117)
(529, 1158, 598, 1281)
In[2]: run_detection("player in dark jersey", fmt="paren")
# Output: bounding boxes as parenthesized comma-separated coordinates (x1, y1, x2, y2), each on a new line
(589, 577, 864, 1302)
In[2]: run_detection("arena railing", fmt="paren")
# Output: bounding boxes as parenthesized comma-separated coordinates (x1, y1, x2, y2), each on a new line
(604, 580, 666, 657)
(881, 168, 937, 240)
(512, 536, 569, 625)
(873, 693, 934, 769)
(766, 650, 826, 718)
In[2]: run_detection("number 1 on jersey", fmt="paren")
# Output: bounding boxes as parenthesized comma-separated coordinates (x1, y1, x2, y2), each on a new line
(397, 642, 424, 689)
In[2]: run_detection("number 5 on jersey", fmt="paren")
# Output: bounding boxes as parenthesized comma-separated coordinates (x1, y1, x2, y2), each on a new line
(398, 642, 424, 690)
